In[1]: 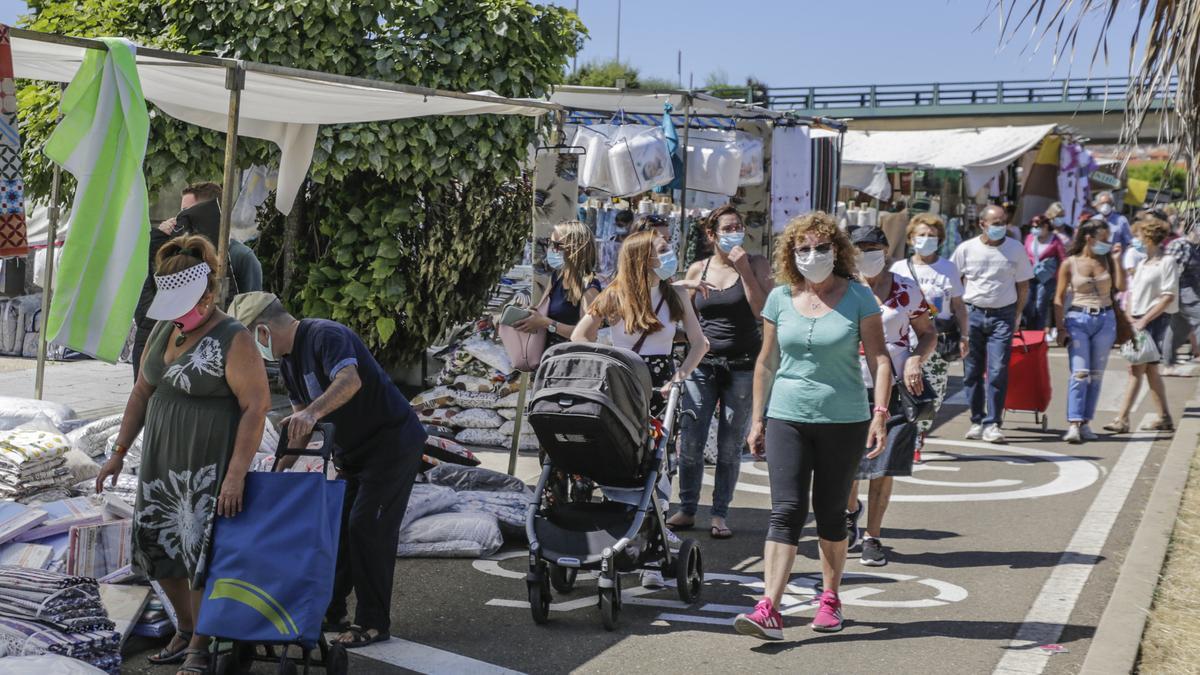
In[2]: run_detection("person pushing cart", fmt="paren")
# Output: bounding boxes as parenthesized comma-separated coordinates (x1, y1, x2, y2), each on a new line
(230, 292, 427, 649)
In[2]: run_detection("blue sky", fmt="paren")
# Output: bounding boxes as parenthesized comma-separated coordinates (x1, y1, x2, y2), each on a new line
(0, 0, 1144, 87)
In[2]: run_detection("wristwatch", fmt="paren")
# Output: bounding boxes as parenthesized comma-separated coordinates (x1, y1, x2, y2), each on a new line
(547, 321, 558, 335)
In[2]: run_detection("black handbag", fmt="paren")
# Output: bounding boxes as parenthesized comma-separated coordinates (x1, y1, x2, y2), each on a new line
(894, 375, 937, 423)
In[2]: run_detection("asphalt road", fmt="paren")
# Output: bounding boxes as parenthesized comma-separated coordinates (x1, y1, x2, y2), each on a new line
(129, 347, 1199, 674)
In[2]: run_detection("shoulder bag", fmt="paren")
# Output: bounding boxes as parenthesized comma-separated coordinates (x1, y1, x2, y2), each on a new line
(498, 293, 550, 373)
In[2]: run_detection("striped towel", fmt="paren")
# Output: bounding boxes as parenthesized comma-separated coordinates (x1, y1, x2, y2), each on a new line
(42, 38, 150, 364)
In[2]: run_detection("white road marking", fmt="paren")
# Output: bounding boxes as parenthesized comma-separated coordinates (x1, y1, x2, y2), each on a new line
(352, 637, 525, 675)
(992, 415, 1160, 675)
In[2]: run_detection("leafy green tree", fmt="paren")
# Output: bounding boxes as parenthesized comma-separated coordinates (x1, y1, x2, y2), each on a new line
(566, 58, 676, 90)
(18, 0, 583, 366)
(1127, 161, 1189, 197)
(703, 70, 769, 106)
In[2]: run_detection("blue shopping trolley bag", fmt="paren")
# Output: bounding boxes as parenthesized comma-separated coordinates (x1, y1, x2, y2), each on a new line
(198, 424, 344, 646)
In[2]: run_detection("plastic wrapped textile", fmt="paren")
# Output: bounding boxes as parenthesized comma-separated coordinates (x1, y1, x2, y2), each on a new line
(0, 543, 53, 569)
(17, 488, 76, 507)
(15, 498, 101, 542)
(0, 617, 120, 673)
(410, 386, 457, 409)
(399, 484, 460, 533)
(737, 134, 765, 187)
(0, 398, 75, 432)
(424, 463, 528, 494)
(497, 419, 535, 437)
(0, 503, 48, 544)
(395, 512, 502, 559)
(0, 566, 114, 634)
(0, 301, 16, 354)
(460, 337, 513, 375)
(686, 129, 743, 196)
(423, 436, 480, 467)
(449, 490, 531, 535)
(451, 391, 503, 410)
(66, 416, 122, 459)
(75, 474, 137, 507)
(607, 125, 674, 196)
(497, 408, 517, 421)
(0, 430, 71, 465)
(0, 653, 106, 674)
(503, 435, 539, 453)
(449, 408, 504, 430)
(61, 450, 99, 485)
(453, 429, 506, 448)
(66, 521, 131, 580)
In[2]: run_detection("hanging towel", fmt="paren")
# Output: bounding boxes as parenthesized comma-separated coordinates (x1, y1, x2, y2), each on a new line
(42, 39, 150, 364)
(0, 26, 27, 258)
(655, 102, 683, 194)
(770, 126, 812, 233)
(811, 137, 839, 213)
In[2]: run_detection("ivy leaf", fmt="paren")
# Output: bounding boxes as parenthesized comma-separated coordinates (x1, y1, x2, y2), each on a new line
(376, 317, 397, 344)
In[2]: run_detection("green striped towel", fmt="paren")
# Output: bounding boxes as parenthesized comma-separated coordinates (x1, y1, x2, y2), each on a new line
(43, 38, 150, 363)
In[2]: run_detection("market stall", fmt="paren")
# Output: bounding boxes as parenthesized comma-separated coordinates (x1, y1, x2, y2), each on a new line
(3, 26, 560, 397)
(837, 124, 1094, 258)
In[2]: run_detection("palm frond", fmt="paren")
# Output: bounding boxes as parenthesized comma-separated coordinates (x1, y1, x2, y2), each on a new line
(1000, 0, 1200, 203)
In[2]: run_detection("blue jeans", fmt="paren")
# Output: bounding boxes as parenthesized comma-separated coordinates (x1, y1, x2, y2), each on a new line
(677, 362, 754, 519)
(1065, 308, 1117, 422)
(1024, 276, 1057, 330)
(964, 304, 1016, 426)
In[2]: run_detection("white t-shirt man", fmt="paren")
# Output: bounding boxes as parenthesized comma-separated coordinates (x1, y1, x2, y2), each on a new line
(891, 257, 964, 320)
(951, 236, 1035, 308)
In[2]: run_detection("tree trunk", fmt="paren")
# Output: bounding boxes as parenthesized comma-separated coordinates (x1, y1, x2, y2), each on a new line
(282, 191, 303, 297)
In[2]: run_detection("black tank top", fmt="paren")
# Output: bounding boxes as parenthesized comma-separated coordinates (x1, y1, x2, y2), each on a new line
(694, 258, 762, 358)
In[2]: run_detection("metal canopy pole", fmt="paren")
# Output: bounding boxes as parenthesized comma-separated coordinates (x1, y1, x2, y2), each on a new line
(216, 64, 244, 306)
(677, 93, 693, 262)
(33, 163, 63, 400)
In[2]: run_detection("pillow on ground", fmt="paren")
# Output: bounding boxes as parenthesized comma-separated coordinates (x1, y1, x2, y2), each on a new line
(400, 484, 460, 532)
(425, 463, 529, 493)
(452, 391, 502, 410)
(396, 512, 502, 558)
(454, 429, 506, 448)
(450, 408, 504, 429)
(450, 489, 531, 535)
(424, 436, 480, 466)
(0, 397, 76, 431)
(497, 419, 534, 437)
(411, 386, 457, 409)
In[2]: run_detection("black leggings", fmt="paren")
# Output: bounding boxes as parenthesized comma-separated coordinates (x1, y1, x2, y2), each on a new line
(765, 418, 869, 545)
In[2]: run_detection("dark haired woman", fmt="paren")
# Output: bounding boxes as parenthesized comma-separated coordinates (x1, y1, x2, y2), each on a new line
(668, 205, 772, 540)
(96, 235, 270, 674)
(1053, 219, 1125, 443)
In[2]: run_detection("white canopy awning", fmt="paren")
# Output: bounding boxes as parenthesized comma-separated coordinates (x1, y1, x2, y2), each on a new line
(11, 32, 558, 214)
(841, 124, 1057, 198)
(550, 85, 787, 119)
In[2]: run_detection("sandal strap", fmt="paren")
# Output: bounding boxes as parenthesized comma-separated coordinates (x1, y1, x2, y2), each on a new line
(178, 649, 210, 674)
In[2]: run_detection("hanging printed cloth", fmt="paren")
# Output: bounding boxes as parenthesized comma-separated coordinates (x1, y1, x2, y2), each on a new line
(0, 26, 27, 258)
(655, 102, 683, 193)
(43, 38, 150, 363)
(810, 136, 839, 213)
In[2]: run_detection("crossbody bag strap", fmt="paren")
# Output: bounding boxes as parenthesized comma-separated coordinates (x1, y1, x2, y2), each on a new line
(631, 293, 668, 355)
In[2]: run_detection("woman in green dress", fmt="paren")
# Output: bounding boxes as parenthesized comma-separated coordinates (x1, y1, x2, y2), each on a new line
(96, 235, 270, 675)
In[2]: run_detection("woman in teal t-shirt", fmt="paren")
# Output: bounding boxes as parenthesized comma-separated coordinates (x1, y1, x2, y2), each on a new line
(733, 212, 892, 641)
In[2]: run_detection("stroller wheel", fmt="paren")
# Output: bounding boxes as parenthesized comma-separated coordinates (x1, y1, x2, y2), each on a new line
(550, 564, 577, 593)
(528, 569, 552, 624)
(675, 538, 704, 604)
(598, 572, 621, 631)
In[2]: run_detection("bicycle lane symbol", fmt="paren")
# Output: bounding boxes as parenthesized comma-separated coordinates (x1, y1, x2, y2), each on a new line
(713, 439, 1100, 502)
(473, 552, 968, 622)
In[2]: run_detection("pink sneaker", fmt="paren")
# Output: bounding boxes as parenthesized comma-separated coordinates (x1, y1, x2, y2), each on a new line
(733, 598, 784, 640)
(811, 590, 843, 632)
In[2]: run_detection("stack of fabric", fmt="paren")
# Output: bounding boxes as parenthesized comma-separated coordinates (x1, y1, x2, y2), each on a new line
(0, 567, 119, 672)
(0, 431, 72, 500)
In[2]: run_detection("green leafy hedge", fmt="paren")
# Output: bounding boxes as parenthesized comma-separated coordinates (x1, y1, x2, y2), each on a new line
(18, 0, 583, 366)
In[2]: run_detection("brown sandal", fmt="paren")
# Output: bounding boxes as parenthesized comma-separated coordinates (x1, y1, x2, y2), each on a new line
(1102, 419, 1129, 433)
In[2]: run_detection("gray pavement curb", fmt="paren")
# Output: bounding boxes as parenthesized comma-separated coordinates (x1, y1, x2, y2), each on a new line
(1080, 383, 1200, 674)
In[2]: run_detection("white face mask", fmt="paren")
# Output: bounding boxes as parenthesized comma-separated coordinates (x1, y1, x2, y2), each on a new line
(912, 235, 938, 256)
(793, 248, 835, 284)
(1098, 203, 1113, 216)
(858, 250, 886, 278)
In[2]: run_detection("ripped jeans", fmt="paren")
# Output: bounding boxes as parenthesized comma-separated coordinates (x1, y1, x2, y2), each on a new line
(1065, 308, 1117, 423)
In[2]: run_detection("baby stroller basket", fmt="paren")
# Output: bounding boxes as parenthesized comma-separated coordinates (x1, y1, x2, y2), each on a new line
(528, 342, 653, 487)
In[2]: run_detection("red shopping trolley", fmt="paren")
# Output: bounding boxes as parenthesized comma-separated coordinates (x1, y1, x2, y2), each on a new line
(1004, 330, 1052, 429)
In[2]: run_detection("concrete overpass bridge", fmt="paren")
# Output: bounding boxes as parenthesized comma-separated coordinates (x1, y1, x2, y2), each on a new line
(767, 77, 1175, 143)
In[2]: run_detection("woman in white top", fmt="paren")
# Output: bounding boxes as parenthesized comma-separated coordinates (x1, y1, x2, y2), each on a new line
(1105, 217, 1178, 433)
(890, 213, 968, 459)
(573, 230, 708, 589)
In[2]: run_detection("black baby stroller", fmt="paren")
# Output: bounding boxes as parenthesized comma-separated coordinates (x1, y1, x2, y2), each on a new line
(524, 342, 704, 630)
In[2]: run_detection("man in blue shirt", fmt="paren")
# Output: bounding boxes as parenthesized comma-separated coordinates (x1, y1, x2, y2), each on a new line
(1094, 191, 1133, 250)
(230, 292, 426, 649)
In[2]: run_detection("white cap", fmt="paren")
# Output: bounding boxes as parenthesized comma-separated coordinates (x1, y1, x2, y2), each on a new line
(145, 262, 211, 321)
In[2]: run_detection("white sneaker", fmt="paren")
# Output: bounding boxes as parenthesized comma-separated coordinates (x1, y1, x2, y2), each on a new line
(982, 424, 1006, 444)
(1063, 425, 1082, 444)
(641, 569, 666, 590)
(1080, 424, 1099, 441)
(965, 424, 984, 440)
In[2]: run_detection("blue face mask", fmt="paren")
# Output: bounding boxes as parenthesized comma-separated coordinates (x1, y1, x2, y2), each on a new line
(718, 232, 745, 253)
(1053, 217, 1067, 227)
(1132, 239, 1146, 253)
(655, 251, 678, 280)
(546, 249, 565, 270)
(1091, 240, 1112, 256)
(986, 225, 1008, 242)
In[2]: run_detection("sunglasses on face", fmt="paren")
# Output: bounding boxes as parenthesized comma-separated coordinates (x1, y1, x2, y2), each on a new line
(795, 243, 833, 255)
